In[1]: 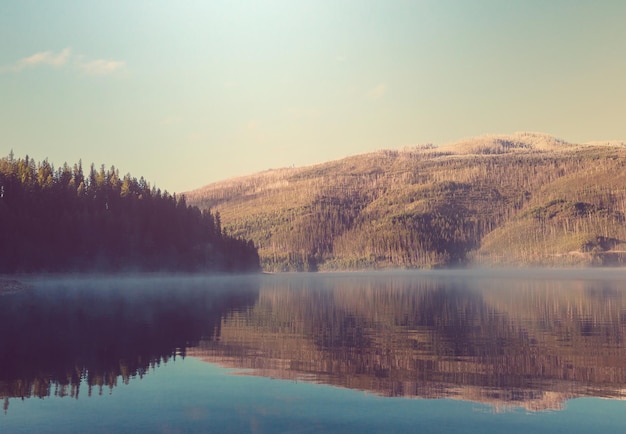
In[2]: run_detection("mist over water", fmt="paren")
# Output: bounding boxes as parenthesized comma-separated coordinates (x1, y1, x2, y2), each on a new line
(2, 270, 626, 432)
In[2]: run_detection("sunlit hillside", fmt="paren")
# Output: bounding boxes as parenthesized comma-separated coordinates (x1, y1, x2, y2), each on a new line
(186, 133, 626, 271)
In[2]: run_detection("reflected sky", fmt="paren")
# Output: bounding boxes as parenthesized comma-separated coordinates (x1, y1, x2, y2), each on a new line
(2, 357, 626, 434)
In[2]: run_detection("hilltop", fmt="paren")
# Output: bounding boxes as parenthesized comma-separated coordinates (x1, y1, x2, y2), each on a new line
(186, 132, 626, 271)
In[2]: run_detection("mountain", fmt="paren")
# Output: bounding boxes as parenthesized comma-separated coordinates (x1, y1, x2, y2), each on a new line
(185, 132, 626, 271)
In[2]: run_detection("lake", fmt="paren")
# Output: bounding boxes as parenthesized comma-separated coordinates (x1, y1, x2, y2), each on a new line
(1, 270, 626, 433)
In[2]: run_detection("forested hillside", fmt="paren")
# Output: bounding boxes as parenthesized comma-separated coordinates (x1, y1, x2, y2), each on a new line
(186, 132, 626, 271)
(0, 153, 259, 273)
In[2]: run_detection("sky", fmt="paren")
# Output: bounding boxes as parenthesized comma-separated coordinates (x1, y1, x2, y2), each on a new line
(1, 0, 626, 193)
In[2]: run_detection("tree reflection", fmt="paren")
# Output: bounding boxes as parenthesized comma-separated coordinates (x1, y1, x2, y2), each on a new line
(0, 275, 259, 410)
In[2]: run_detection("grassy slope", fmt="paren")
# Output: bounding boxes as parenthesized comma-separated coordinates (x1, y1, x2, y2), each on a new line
(186, 133, 626, 270)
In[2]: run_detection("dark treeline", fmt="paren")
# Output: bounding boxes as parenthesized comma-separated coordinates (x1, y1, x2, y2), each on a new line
(0, 153, 259, 273)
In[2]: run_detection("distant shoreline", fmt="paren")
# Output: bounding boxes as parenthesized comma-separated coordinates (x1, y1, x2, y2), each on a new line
(0, 278, 31, 294)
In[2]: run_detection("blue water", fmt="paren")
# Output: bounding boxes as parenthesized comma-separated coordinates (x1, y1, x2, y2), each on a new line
(2, 272, 626, 433)
(2, 357, 624, 434)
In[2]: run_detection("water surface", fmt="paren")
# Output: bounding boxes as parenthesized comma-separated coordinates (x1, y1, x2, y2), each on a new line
(1, 271, 626, 432)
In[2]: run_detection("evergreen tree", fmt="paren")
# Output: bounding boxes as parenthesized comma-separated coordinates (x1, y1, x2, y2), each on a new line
(0, 154, 260, 273)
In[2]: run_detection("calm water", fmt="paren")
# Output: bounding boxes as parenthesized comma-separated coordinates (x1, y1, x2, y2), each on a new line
(1, 271, 626, 433)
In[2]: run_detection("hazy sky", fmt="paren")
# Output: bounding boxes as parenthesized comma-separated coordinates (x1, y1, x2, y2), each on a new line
(2, 0, 625, 193)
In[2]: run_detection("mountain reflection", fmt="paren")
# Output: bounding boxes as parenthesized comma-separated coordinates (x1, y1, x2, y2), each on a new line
(191, 272, 626, 412)
(0, 275, 259, 412)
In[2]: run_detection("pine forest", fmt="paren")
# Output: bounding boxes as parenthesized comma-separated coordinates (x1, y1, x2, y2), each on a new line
(0, 153, 260, 273)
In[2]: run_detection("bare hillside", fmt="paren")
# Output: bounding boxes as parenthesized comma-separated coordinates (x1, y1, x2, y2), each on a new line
(186, 133, 626, 271)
